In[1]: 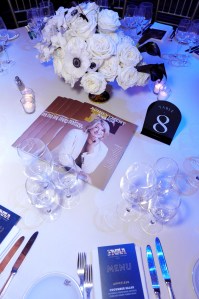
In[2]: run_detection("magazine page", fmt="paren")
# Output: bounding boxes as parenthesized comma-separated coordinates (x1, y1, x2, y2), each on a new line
(13, 97, 137, 190)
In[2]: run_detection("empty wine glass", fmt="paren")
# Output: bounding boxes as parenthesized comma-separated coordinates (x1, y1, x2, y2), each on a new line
(52, 154, 80, 209)
(25, 178, 61, 222)
(39, 1, 55, 18)
(117, 162, 157, 222)
(140, 189, 181, 234)
(124, 4, 137, 29)
(154, 157, 179, 194)
(139, 2, 153, 31)
(0, 17, 14, 72)
(17, 138, 53, 181)
(170, 18, 191, 66)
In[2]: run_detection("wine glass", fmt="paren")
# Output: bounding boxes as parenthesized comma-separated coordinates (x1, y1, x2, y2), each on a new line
(25, 178, 61, 222)
(27, 8, 43, 41)
(117, 162, 157, 222)
(134, 5, 145, 35)
(124, 4, 137, 29)
(153, 157, 179, 194)
(0, 17, 14, 72)
(170, 18, 191, 66)
(39, 1, 55, 18)
(17, 138, 53, 181)
(139, 2, 153, 31)
(52, 154, 80, 209)
(140, 189, 181, 234)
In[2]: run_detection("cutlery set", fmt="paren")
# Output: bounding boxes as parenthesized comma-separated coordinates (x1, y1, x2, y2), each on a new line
(77, 252, 93, 299)
(0, 231, 39, 297)
(146, 237, 175, 299)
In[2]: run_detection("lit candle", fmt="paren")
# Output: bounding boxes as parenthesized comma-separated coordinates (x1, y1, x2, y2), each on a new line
(23, 101, 35, 113)
(153, 79, 164, 94)
(20, 92, 36, 114)
(157, 85, 171, 101)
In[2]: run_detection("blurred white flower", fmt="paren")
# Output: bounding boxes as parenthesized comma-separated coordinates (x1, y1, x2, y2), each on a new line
(117, 42, 142, 67)
(116, 65, 139, 90)
(99, 56, 118, 82)
(87, 33, 116, 60)
(81, 72, 106, 94)
(98, 9, 121, 33)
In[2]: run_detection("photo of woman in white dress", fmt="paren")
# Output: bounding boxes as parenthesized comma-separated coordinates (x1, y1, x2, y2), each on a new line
(52, 117, 110, 174)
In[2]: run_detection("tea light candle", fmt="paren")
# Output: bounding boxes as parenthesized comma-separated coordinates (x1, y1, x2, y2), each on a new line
(153, 79, 164, 94)
(20, 90, 36, 114)
(157, 85, 171, 101)
(23, 100, 35, 113)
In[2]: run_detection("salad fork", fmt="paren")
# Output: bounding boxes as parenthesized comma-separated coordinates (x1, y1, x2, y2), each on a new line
(84, 264, 93, 299)
(77, 252, 87, 295)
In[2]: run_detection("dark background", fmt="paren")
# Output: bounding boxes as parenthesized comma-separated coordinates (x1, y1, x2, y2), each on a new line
(0, 0, 199, 28)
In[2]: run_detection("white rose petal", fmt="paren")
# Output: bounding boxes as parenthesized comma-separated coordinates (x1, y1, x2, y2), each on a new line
(98, 9, 121, 33)
(87, 33, 116, 60)
(70, 13, 97, 39)
(81, 72, 107, 95)
(99, 56, 118, 82)
(117, 42, 142, 67)
(116, 65, 139, 90)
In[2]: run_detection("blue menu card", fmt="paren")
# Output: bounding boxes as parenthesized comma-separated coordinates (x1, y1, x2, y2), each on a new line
(0, 205, 21, 244)
(97, 243, 146, 299)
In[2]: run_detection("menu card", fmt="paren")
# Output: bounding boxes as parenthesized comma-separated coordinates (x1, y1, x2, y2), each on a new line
(0, 205, 21, 244)
(93, 243, 148, 299)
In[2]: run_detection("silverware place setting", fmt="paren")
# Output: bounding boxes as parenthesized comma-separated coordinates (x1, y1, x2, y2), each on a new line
(77, 252, 93, 299)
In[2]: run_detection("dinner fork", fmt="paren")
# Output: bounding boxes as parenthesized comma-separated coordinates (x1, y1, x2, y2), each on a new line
(77, 252, 87, 295)
(84, 264, 93, 299)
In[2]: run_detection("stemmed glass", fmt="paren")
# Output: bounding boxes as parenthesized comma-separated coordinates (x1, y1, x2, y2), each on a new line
(139, 2, 153, 31)
(153, 157, 179, 194)
(117, 162, 157, 222)
(140, 189, 181, 234)
(25, 178, 61, 221)
(17, 138, 53, 182)
(27, 8, 43, 41)
(170, 18, 191, 66)
(0, 17, 14, 73)
(52, 154, 80, 209)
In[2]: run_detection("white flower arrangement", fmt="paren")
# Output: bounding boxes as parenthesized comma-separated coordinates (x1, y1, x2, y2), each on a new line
(35, 2, 150, 95)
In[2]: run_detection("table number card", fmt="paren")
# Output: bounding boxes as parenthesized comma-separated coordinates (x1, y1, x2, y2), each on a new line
(141, 100, 181, 145)
(97, 243, 145, 299)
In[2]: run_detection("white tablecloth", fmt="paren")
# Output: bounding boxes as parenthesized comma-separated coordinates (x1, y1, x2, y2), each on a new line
(0, 27, 199, 299)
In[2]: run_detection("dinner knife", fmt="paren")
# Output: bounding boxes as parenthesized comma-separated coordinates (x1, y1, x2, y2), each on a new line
(0, 231, 38, 297)
(155, 237, 175, 299)
(0, 236, 25, 274)
(146, 245, 161, 299)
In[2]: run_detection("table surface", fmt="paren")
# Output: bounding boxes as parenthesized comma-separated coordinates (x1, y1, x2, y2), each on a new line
(0, 26, 199, 299)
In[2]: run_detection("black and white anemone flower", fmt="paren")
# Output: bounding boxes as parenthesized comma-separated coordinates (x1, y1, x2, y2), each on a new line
(63, 48, 91, 79)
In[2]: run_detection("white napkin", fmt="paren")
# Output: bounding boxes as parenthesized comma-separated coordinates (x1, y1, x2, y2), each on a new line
(0, 226, 20, 259)
(92, 245, 149, 299)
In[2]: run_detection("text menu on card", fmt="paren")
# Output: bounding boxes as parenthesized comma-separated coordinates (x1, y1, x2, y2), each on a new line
(0, 205, 21, 244)
(98, 243, 145, 299)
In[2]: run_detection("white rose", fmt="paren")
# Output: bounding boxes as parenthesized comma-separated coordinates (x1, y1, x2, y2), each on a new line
(99, 56, 118, 82)
(87, 33, 116, 60)
(81, 72, 107, 95)
(66, 36, 87, 53)
(116, 65, 139, 90)
(70, 13, 97, 39)
(51, 32, 67, 48)
(98, 9, 121, 33)
(117, 42, 142, 67)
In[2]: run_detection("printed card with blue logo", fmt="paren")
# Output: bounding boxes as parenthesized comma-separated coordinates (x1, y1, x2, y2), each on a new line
(97, 243, 146, 299)
(0, 205, 21, 244)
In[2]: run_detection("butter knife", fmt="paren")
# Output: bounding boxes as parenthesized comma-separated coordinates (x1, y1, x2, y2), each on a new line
(0, 236, 24, 274)
(0, 231, 38, 297)
(146, 245, 161, 299)
(155, 237, 175, 299)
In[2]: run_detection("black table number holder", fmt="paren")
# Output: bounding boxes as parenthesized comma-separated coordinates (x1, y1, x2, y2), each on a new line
(141, 100, 181, 145)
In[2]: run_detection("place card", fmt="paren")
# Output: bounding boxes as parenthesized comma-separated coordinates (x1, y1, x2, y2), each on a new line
(141, 100, 181, 145)
(93, 243, 148, 299)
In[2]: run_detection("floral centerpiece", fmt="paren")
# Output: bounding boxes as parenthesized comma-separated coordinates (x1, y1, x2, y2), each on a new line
(35, 1, 165, 99)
